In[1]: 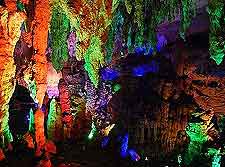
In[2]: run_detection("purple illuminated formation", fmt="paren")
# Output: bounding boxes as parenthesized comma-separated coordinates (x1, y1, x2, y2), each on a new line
(128, 149, 141, 162)
(67, 31, 77, 58)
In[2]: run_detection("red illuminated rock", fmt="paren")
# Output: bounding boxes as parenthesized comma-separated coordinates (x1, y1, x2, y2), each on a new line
(0, 149, 5, 161)
(59, 79, 72, 139)
(45, 140, 57, 154)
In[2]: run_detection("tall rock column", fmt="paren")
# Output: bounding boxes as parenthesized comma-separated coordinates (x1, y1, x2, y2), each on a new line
(0, 0, 26, 148)
(32, 0, 50, 156)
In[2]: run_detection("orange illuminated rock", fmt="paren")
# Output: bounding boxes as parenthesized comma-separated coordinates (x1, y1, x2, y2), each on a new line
(23, 132, 35, 149)
(4, 0, 17, 12)
(0, 3, 26, 147)
(35, 108, 46, 157)
(31, 0, 50, 155)
(32, 0, 50, 107)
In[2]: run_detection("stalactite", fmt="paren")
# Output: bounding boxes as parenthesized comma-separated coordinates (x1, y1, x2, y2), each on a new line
(127, 26, 133, 53)
(208, 0, 225, 65)
(23, 132, 35, 149)
(134, 0, 144, 47)
(0, 1, 26, 148)
(68, 0, 112, 85)
(32, 0, 50, 156)
(71, 95, 88, 140)
(113, 10, 124, 58)
(125, 0, 132, 14)
(208, 148, 222, 167)
(67, 31, 77, 58)
(84, 36, 105, 88)
(50, 6, 70, 71)
(179, 0, 197, 40)
(105, 6, 122, 63)
(22, 64, 37, 102)
(32, 0, 50, 107)
(112, 0, 120, 13)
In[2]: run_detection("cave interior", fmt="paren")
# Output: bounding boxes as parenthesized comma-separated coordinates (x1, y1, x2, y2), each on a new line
(0, 0, 225, 167)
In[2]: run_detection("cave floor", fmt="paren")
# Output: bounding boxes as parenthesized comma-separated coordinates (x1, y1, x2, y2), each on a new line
(0, 143, 138, 167)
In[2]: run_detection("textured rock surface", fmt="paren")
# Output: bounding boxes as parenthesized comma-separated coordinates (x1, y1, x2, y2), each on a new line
(184, 64, 225, 114)
(59, 79, 72, 139)
(47, 62, 62, 98)
(35, 108, 45, 156)
(31, 0, 50, 155)
(0, 3, 26, 147)
(32, 0, 50, 107)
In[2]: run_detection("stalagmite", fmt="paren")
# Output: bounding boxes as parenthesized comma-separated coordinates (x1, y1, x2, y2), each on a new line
(59, 79, 72, 139)
(35, 108, 45, 156)
(47, 98, 62, 141)
(0, 0, 26, 149)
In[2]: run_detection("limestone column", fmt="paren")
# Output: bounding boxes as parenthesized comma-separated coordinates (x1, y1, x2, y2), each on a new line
(31, 0, 50, 156)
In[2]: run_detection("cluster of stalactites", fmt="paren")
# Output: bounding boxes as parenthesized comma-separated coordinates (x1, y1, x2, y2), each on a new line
(50, 5, 70, 72)
(208, 0, 225, 65)
(50, 0, 112, 87)
(49, 0, 199, 87)
(106, 0, 197, 62)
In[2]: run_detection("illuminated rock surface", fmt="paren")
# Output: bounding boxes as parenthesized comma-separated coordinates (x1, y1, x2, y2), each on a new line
(1, 0, 225, 166)
(0, 2, 26, 147)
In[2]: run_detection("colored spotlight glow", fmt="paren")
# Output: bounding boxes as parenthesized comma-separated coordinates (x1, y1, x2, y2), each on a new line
(132, 66, 146, 77)
(132, 60, 159, 77)
(88, 121, 96, 140)
(101, 67, 119, 81)
(128, 149, 141, 161)
(135, 47, 146, 55)
(102, 124, 115, 136)
(156, 34, 167, 52)
(120, 133, 129, 158)
(113, 84, 121, 93)
(101, 136, 110, 148)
